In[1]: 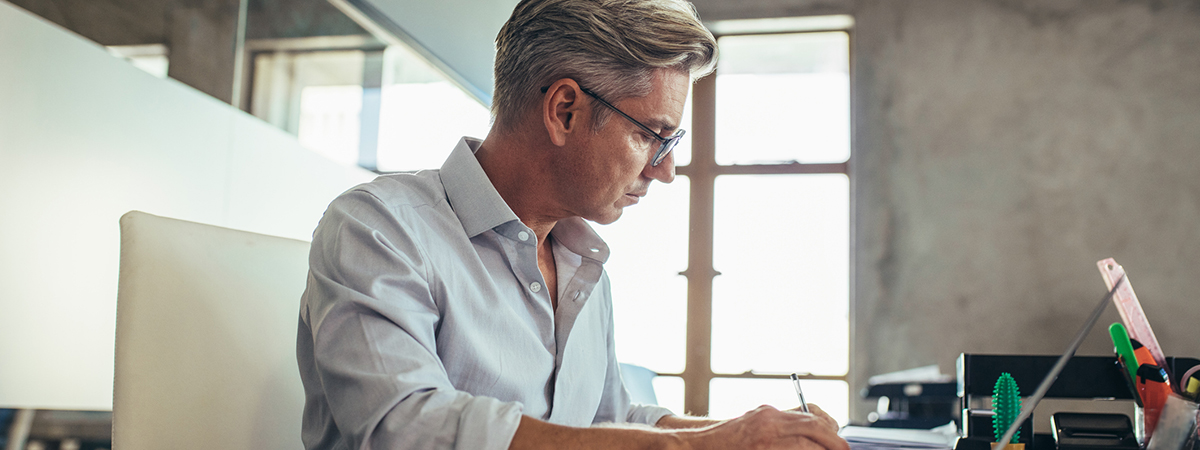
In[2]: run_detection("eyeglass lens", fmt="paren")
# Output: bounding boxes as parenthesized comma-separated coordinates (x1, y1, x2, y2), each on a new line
(653, 129, 685, 166)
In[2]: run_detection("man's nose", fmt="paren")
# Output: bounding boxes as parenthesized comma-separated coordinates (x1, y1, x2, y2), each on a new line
(643, 150, 675, 183)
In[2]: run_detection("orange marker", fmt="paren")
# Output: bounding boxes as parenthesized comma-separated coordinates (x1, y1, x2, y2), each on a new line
(1130, 339, 1171, 440)
(1137, 363, 1172, 440)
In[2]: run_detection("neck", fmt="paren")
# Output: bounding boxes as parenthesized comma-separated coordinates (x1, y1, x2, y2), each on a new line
(476, 127, 565, 244)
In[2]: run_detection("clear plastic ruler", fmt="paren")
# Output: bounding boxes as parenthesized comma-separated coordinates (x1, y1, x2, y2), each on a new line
(1097, 258, 1169, 376)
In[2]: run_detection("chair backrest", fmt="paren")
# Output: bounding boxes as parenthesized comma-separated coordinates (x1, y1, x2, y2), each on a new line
(113, 211, 310, 450)
(619, 363, 659, 406)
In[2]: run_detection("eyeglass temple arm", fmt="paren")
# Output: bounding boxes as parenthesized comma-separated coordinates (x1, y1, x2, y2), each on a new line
(539, 85, 668, 143)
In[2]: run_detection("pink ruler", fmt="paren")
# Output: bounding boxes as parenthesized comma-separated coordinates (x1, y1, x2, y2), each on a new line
(1097, 258, 1170, 377)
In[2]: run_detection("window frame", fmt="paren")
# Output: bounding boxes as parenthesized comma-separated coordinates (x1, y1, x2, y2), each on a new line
(665, 26, 855, 417)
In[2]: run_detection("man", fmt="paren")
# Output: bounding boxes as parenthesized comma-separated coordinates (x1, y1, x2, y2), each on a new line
(297, 0, 852, 449)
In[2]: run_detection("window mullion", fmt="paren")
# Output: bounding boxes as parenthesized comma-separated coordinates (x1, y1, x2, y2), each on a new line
(681, 73, 717, 417)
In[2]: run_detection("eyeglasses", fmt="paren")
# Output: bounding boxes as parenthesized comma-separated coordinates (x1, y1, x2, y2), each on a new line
(540, 85, 684, 166)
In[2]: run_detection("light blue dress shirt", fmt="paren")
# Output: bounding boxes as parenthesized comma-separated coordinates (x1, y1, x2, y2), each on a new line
(297, 137, 673, 450)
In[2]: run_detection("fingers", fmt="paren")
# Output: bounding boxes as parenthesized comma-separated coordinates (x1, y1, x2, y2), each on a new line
(781, 435, 827, 450)
(805, 404, 840, 432)
(751, 405, 849, 450)
(686, 405, 849, 450)
(785, 403, 840, 433)
(786, 414, 849, 450)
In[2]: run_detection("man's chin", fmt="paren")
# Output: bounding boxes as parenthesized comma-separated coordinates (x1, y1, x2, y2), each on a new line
(585, 207, 624, 225)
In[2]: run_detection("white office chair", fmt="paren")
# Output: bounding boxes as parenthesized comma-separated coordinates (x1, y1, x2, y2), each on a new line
(113, 211, 310, 449)
(619, 363, 659, 406)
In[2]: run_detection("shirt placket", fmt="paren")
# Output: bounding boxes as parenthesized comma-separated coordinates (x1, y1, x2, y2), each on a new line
(545, 256, 603, 424)
(494, 223, 556, 352)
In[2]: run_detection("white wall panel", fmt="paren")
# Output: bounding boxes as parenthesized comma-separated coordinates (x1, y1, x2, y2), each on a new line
(0, 2, 374, 410)
(225, 116, 370, 241)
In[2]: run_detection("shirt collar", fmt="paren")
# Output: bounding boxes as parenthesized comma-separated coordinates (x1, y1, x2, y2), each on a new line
(440, 137, 611, 265)
(551, 218, 610, 264)
(440, 137, 521, 238)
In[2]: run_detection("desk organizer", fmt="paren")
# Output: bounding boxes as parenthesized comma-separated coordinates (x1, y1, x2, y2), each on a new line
(954, 354, 1200, 450)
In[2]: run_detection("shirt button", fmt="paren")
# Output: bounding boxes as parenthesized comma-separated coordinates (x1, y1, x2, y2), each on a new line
(530, 282, 542, 293)
(517, 231, 530, 241)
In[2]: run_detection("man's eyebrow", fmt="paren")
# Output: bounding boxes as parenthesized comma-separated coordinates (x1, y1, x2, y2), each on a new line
(646, 118, 678, 134)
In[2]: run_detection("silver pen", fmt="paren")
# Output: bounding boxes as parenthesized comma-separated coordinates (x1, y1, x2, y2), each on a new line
(790, 373, 810, 413)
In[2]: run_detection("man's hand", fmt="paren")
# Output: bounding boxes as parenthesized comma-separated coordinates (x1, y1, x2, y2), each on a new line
(788, 403, 840, 434)
(509, 404, 847, 450)
(677, 404, 849, 450)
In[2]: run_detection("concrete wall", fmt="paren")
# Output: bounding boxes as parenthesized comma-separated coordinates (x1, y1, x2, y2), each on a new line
(851, 0, 1200, 422)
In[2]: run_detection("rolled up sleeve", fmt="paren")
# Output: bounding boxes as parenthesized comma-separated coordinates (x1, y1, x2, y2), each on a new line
(298, 189, 522, 450)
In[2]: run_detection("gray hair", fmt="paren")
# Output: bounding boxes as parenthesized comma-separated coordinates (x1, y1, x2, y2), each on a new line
(492, 0, 717, 132)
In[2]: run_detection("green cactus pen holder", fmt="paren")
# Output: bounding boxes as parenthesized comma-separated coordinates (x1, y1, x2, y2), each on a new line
(993, 372, 1025, 450)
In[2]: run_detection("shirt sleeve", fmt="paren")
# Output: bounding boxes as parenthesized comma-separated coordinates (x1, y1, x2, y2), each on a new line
(299, 188, 522, 450)
(590, 274, 676, 427)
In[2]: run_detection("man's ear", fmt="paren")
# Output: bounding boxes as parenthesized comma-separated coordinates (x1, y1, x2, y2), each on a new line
(542, 79, 584, 147)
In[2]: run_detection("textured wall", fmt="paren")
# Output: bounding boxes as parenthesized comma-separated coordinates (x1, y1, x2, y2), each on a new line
(852, 0, 1200, 420)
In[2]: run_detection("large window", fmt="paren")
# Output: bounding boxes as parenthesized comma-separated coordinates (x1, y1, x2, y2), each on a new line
(595, 24, 852, 422)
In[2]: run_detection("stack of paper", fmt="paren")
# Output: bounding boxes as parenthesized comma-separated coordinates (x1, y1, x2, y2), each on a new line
(839, 425, 959, 450)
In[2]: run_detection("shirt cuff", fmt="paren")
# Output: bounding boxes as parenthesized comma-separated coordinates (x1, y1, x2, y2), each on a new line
(627, 403, 676, 427)
(455, 396, 524, 450)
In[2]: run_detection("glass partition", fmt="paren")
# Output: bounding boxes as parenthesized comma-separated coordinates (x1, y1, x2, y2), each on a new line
(6, 0, 489, 173)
